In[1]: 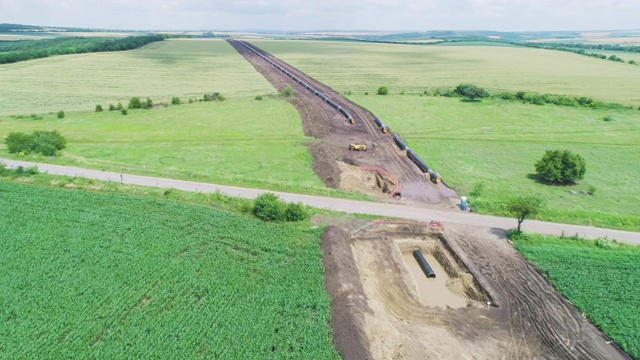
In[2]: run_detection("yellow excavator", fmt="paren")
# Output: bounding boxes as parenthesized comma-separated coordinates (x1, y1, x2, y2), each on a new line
(349, 143, 367, 151)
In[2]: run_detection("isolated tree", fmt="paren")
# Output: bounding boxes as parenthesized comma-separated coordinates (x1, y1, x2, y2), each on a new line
(507, 194, 544, 233)
(95, 104, 103, 112)
(455, 84, 489, 101)
(535, 149, 586, 184)
(171, 96, 181, 105)
(377, 86, 389, 95)
(57, 110, 65, 119)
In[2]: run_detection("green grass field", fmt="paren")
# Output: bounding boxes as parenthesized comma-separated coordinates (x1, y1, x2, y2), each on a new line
(0, 180, 339, 359)
(0, 38, 277, 116)
(512, 233, 640, 358)
(254, 40, 640, 105)
(0, 98, 336, 195)
(349, 95, 640, 230)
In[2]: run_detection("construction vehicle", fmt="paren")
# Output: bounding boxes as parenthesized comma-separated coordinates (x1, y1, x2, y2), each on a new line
(349, 143, 367, 151)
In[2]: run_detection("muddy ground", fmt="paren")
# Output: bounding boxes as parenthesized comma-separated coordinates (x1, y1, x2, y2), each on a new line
(229, 40, 628, 360)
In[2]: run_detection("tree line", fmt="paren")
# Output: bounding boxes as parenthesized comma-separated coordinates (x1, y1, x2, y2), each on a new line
(0, 35, 165, 64)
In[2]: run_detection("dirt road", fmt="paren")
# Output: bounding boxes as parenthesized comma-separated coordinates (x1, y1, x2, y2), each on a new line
(3, 158, 639, 245)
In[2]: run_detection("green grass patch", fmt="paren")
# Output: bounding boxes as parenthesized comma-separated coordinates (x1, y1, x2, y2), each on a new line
(0, 38, 277, 116)
(0, 180, 339, 358)
(254, 40, 640, 105)
(512, 232, 640, 358)
(349, 95, 640, 230)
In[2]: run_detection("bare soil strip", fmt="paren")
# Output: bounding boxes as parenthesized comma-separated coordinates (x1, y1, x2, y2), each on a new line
(228, 39, 457, 205)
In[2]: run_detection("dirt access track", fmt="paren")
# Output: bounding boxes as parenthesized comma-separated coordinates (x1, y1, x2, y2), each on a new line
(229, 40, 630, 359)
(228, 39, 456, 205)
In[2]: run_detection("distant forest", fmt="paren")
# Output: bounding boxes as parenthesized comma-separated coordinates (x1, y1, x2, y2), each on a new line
(0, 35, 165, 64)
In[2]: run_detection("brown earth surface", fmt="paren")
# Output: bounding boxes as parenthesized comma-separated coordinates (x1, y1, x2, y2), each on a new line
(229, 40, 630, 360)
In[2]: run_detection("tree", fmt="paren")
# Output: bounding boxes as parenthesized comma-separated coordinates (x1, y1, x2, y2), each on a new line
(171, 96, 181, 105)
(535, 149, 586, 184)
(5, 132, 35, 154)
(57, 110, 65, 119)
(95, 104, 103, 112)
(455, 84, 489, 101)
(377, 86, 389, 95)
(507, 194, 544, 233)
(143, 97, 153, 109)
(4, 130, 66, 156)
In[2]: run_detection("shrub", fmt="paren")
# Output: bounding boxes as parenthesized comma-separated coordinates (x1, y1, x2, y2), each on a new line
(121, 109, 128, 115)
(0, 162, 7, 176)
(5, 132, 36, 154)
(171, 96, 181, 105)
(128, 97, 142, 109)
(216, 94, 226, 102)
(285, 202, 307, 222)
(95, 105, 103, 112)
(57, 110, 65, 119)
(364, 92, 369, 95)
(116, 102, 123, 110)
(377, 86, 389, 95)
(254, 95, 263, 100)
(535, 149, 586, 184)
(189, 98, 194, 104)
(283, 86, 293, 97)
(469, 182, 485, 197)
(5, 130, 66, 156)
(32, 130, 67, 156)
(630, 60, 637, 65)
(203, 93, 213, 102)
(587, 185, 596, 195)
(143, 98, 153, 109)
(252, 193, 285, 222)
(455, 84, 489, 101)
(603, 115, 615, 122)
(400, 90, 406, 95)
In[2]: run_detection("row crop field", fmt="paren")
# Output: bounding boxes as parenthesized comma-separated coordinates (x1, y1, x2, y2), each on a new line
(254, 40, 640, 105)
(512, 233, 640, 358)
(0, 180, 339, 358)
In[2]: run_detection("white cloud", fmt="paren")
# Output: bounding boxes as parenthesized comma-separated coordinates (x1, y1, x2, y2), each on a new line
(0, 0, 638, 31)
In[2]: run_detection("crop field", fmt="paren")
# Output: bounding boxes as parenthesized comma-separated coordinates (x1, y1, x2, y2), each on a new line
(512, 233, 640, 358)
(0, 38, 277, 115)
(0, 98, 331, 195)
(254, 40, 640, 104)
(0, 180, 339, 358)
(349, 95, 640, 230)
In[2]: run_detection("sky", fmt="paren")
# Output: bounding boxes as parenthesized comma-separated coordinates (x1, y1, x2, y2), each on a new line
(1, 0, 639, 32)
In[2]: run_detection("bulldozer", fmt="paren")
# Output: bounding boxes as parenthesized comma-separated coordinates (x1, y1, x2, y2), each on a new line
(349, 143, 367, 151)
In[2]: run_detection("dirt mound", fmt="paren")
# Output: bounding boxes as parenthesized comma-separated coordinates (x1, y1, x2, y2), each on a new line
(337, 162, 397, 197)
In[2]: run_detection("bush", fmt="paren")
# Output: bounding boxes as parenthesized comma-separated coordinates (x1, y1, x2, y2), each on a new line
(0, 162, 7, 176)
(535, 149, 586, 184)
(56, 110, 65, 119)
(283, 86, 293, 97)
(216, 94, 225, 102)
(603, 115, 615, 122)
(32, 130, 67, 156)
(203, 93, 213, 101)
(469, 182, 485, 197)
(116, 102, 123, 110)
(95, 104, 103, 112)
(128, 97, 142, 109)
(255, 95, 263, 100)
(285, 202, 307, 222)
(5, 130, 66, 156)
(5, 132, 36, 154)
(630, 60, 637, 65)
(252, 193, 285, 222)
(364, 92, 369, 95)
(189, 98, 194, 104)
(377, 86, 388, 95)
(143, 98, 153, 109)
(455, 84, 489, 101)
(121, 109, 128, 115)
(171, 96, 181, 105)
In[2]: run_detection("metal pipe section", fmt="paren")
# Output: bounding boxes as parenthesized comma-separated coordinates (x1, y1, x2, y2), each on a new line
(413, 249, 436, 278)
(232, 39, 354, 125)
(393, 134, 408, 151)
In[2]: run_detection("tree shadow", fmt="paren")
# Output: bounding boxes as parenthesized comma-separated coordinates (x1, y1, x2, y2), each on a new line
(489, 227, 508, 239)
(526, 173, 577, 187)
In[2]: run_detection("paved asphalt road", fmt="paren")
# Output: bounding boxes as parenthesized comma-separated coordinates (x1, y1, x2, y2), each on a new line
(3, 158, 639, 245)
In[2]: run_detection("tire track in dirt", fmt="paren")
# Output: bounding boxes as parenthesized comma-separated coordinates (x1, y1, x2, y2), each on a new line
(446, 226, 628, 360)
(228, 39, 456, 204)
